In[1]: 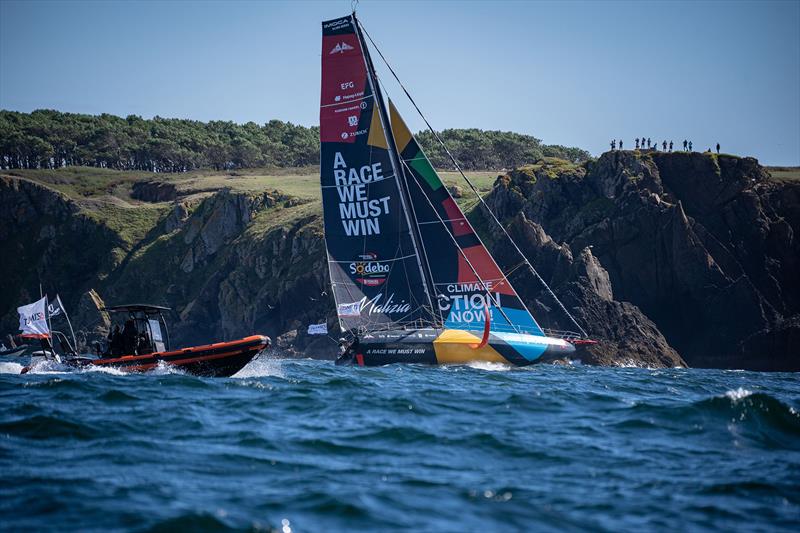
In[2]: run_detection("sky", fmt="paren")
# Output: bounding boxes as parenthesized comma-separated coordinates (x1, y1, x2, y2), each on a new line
(1, 0, 798, 166)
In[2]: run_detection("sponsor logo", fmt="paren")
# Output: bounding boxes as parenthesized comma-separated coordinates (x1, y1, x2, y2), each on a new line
(329, 42, 355, 54)
(350, 252, 389, 286)
(341, 81, 354, 90)
(22, 312, 45, 326)
(323, 18, 350, 30)
(347, 115, 359, 127)
(339, 129, 368, 141)
(334, 95, 341, 102)
(337, 302, 361, 317)
(438, 282, 494, 323)
(361, 293, 411, 316)
(334, 104, 362, 114)
(360, 101, 367, 109)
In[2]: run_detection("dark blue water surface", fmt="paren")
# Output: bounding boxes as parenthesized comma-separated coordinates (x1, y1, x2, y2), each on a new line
(1, 357, 799, 532)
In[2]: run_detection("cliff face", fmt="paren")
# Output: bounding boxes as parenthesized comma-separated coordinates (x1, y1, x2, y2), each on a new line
(1, 152, 796, 370)
(0, 177, 335, 357)
(0, 177, 122, 323)
(485, 152, 799, 371)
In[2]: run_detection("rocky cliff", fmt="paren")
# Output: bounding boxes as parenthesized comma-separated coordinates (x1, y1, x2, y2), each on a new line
(1, 152, 796, 370)
(0, 175, 335, 357)
(485, 152, 799, 371)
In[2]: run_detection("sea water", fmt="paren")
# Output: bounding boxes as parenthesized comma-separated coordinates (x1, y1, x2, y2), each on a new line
(1, 356, 798, 531)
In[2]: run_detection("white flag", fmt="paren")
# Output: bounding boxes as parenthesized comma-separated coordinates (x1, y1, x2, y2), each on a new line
(307, 323, 328, 335)
(337, 302, 361, 317)
(18, 296, 50, 337)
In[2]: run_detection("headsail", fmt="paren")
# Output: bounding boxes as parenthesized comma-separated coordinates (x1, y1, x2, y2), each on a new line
(320, 16, 435, 331)
(390, 101, 545, 336)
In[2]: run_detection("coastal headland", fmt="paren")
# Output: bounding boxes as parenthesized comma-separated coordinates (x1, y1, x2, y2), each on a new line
(1, 149, 797, 371)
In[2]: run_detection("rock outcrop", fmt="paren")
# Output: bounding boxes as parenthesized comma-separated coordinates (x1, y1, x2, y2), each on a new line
(485, 152, 799, 371)
(2, 151, 796, 369)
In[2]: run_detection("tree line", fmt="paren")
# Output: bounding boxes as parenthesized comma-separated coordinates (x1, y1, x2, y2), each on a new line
(416, 128, 590, 170)
(0, 109, 590, 173)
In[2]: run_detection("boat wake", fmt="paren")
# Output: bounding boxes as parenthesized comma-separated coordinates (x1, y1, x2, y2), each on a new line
(79, 364, 127, 376)
(232, 353, 285, 379)
(149, 360, 186, 375)
(465, 361, 512, 372)
(0, 361, 24, 374)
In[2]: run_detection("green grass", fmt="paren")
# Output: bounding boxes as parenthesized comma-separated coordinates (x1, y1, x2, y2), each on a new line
(767, 166, 800, 183)
(82, 203, 169, 248)
(5, 166, 150, 198)
(4, 166, 501, 248)
(3, 165, 500, 207)
(4, 165, 322, 201)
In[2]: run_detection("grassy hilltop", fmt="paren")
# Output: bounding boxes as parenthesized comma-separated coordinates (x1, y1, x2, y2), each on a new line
(2, 165, 501, 246)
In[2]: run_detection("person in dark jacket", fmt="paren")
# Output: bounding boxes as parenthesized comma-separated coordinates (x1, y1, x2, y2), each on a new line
(112, 325, 124, 355)
(122, 320, 138, 355)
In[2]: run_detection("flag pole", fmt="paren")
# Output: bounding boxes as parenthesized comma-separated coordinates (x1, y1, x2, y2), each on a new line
(58, 295, 77, 354)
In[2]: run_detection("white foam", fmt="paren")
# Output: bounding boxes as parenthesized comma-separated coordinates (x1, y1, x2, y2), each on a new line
(233, 354, 285, 379)
(466, 361, 512, 372)
(22, 359, 70, 374)
(80, 364, 127, 376)
(148, 360, 185, 375)
(725, 387, 754, 401)
(0, 362, 24, 374)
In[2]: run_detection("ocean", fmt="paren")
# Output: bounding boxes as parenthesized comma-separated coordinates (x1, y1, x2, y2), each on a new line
(1, 357, 798, 532)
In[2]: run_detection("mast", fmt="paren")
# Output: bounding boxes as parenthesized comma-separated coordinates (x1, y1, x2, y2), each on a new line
(351, 13, 440, 327)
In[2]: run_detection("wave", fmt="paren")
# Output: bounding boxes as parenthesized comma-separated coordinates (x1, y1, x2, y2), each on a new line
(140, 512, 238, 533)
(79, 364, 127, 376)
(619, 389, 800, 450)
(0, 413, 102, 440)
(0, 361, 23, 374)
(232, 354, 285, 379)
(465, 361, 513, 372)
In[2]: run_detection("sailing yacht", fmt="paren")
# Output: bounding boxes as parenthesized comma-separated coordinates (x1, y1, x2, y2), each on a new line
(321, 13, 593, 366)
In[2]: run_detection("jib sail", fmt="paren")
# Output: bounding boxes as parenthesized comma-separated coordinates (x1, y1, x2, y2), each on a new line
(389, 101, 545, 336)
(320, 15, 435, 331)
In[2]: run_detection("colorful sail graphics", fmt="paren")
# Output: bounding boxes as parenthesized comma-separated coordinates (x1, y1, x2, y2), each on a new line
(321, 16, 433, 331)
(390, 101, 545, 336)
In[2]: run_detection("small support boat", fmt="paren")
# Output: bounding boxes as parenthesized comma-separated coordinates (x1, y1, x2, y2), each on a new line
(22, 304, 269, 377)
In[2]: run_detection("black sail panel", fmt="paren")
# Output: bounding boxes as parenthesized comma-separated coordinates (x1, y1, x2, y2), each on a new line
(321, 16, 432, 331)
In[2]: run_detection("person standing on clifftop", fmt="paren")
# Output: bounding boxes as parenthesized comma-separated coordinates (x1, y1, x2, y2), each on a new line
(662, 140, 667, 151)
(647, 137, 651, 148)
(620, 139, 623, 149)
(611, 139, 616, 151)
(683, 140, 688, 151)
(669, 141, 673, 152)
(635, 138, 640, 149)
(689, 141, 693, 151)
(716, 143, 720, 154)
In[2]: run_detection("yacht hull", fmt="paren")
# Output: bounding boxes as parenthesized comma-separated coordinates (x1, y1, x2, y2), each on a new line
(336, 329, 575, 366)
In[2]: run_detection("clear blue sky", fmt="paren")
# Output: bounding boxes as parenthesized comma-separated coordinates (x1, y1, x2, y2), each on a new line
(1, 0, 798, 165)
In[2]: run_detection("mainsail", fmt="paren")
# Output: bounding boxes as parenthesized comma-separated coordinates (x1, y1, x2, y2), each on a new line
(320, 15, 436, 331)
(389, 102, 545, 336)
